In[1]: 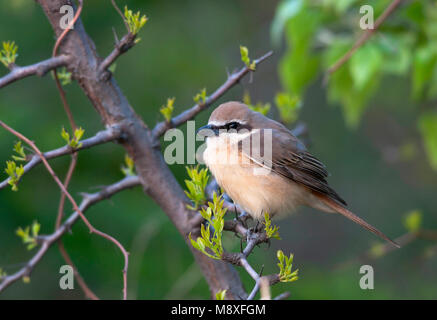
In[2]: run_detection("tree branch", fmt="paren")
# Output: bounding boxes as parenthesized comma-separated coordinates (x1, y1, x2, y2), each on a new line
(221, 237, 280, 301)
(0, 175, 141, 293)
(151, 51, 273, 139)
(0, 55, 69, 89)
(0, 119, 130, 299)
(0, 126, 121, 190)
(99, 33, 136, 74)
(35, 0, 273, 299)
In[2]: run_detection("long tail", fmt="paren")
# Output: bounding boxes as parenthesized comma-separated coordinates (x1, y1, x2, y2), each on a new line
(317, 195, 400, 248)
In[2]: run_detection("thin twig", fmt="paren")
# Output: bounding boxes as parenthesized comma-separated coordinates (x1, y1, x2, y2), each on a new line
(100, 0, 139, 74)
(0, 120, 130, 299)
(152, 51, 274, 139)
(221, 229, 274, 300)
(111, 0, 130, 32)
(51, 0, 83, 130)
(0, 175, 141, 293)
(56, 241, 99, 300)
(55, 153, 78, 229)
(0, 55, 69, 88)
(54, 152, 99, 300)
(273, 292, 290, 300)
(99, 33, 136, 73)
(325, 0, 403, 78)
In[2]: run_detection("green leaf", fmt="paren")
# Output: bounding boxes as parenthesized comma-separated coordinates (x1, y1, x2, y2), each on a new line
(5, 160, 24, 192)
(215, 289, 227, 300)
(12, 141, 26, 161)
(240, 46, 250, 66)
(240, 46, 256, 71)
(108, 62, 117, 74)
(184, 166, 209, 210)
(188, 192, 226, 260)
(0, 41, 18, 68)
(73, 127, 85, 148)
(160, 97, 175, 122)
(277, 250, 299, 282)
(324, 39, 380, 128)
(369, 243, 385, 258)
(16, 222, 39, 251)
(279, 5, 322, 96)
(244, 92, 271, 116)
(403, 210, 422, 232)
(270, 0, 303, 47)
(418, 112, 437, 171)
(5, 160, 16, 177)
(349, 43, 383, 91)
(376, 34, 413, 76)
(15, 165, 24, 178)
(193, 88, 207, 104)
(61, 127, 70, 144)
(61, 127, 85, 148)
(275, 92, 301, 124)
(264, 212, 281, 239)
(55, 67, 72, 86)
(31, 221, 40, 238)
(322, 0, 359, 14)
(124, 6, 148, 36)
(121, 154, 135, 176)
(412, 45, 437, 100)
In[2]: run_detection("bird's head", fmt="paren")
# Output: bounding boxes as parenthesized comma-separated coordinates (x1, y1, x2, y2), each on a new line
(196, 101, 254, 138)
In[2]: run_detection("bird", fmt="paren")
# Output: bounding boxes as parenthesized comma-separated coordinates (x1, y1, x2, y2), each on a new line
(197, 101, 399, 248)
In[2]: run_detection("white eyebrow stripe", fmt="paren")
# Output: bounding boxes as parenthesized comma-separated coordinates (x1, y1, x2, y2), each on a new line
(208, 119, 247, 126)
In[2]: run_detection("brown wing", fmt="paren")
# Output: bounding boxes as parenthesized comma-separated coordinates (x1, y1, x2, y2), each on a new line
(240, 129, 347, 207)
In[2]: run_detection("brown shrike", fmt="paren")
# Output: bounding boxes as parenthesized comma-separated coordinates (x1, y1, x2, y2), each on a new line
(197, 101, 399, 247)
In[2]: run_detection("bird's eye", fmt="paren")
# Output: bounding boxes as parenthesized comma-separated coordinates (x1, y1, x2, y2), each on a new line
(227, 122, 240, 130)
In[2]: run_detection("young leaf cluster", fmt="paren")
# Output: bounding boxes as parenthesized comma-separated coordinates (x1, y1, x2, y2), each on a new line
(184, 166, 209, 210)
(189, 193, 227, 260)
(55, 67, 72, 86)
(4, 141, 28, 191)
(124, 6, 148, 38)
(0, 41, 18, 68)
(12, 141, 26, 162)
(121, 154, 136, 176)
(215, 289, 227, 300)
(16, 221, 41, 251)
(5, 160, 24, 192)
(263, 212, 281, 240)
(240, 45, 256, 71)
(160, 97, 175, 122)
(277, 250, 299, 283)
(61, 127, 85, 149)
(193, 88, 207, 105)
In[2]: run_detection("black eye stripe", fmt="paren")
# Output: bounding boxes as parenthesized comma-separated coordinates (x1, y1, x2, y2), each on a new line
(210, 122, 252, 132)
(227, 122, 239, 129)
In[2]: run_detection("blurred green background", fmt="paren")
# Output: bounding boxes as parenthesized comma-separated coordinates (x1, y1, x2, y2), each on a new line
(1, 0, 436, 299)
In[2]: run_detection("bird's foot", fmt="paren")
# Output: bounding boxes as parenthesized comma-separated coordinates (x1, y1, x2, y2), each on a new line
(236, 210, 251, 229)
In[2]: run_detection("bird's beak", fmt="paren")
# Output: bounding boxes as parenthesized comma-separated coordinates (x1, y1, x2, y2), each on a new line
(196, 124, 218, 137)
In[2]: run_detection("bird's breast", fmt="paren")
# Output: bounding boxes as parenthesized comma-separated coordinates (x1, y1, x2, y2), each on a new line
(203, 136, 309, 220)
